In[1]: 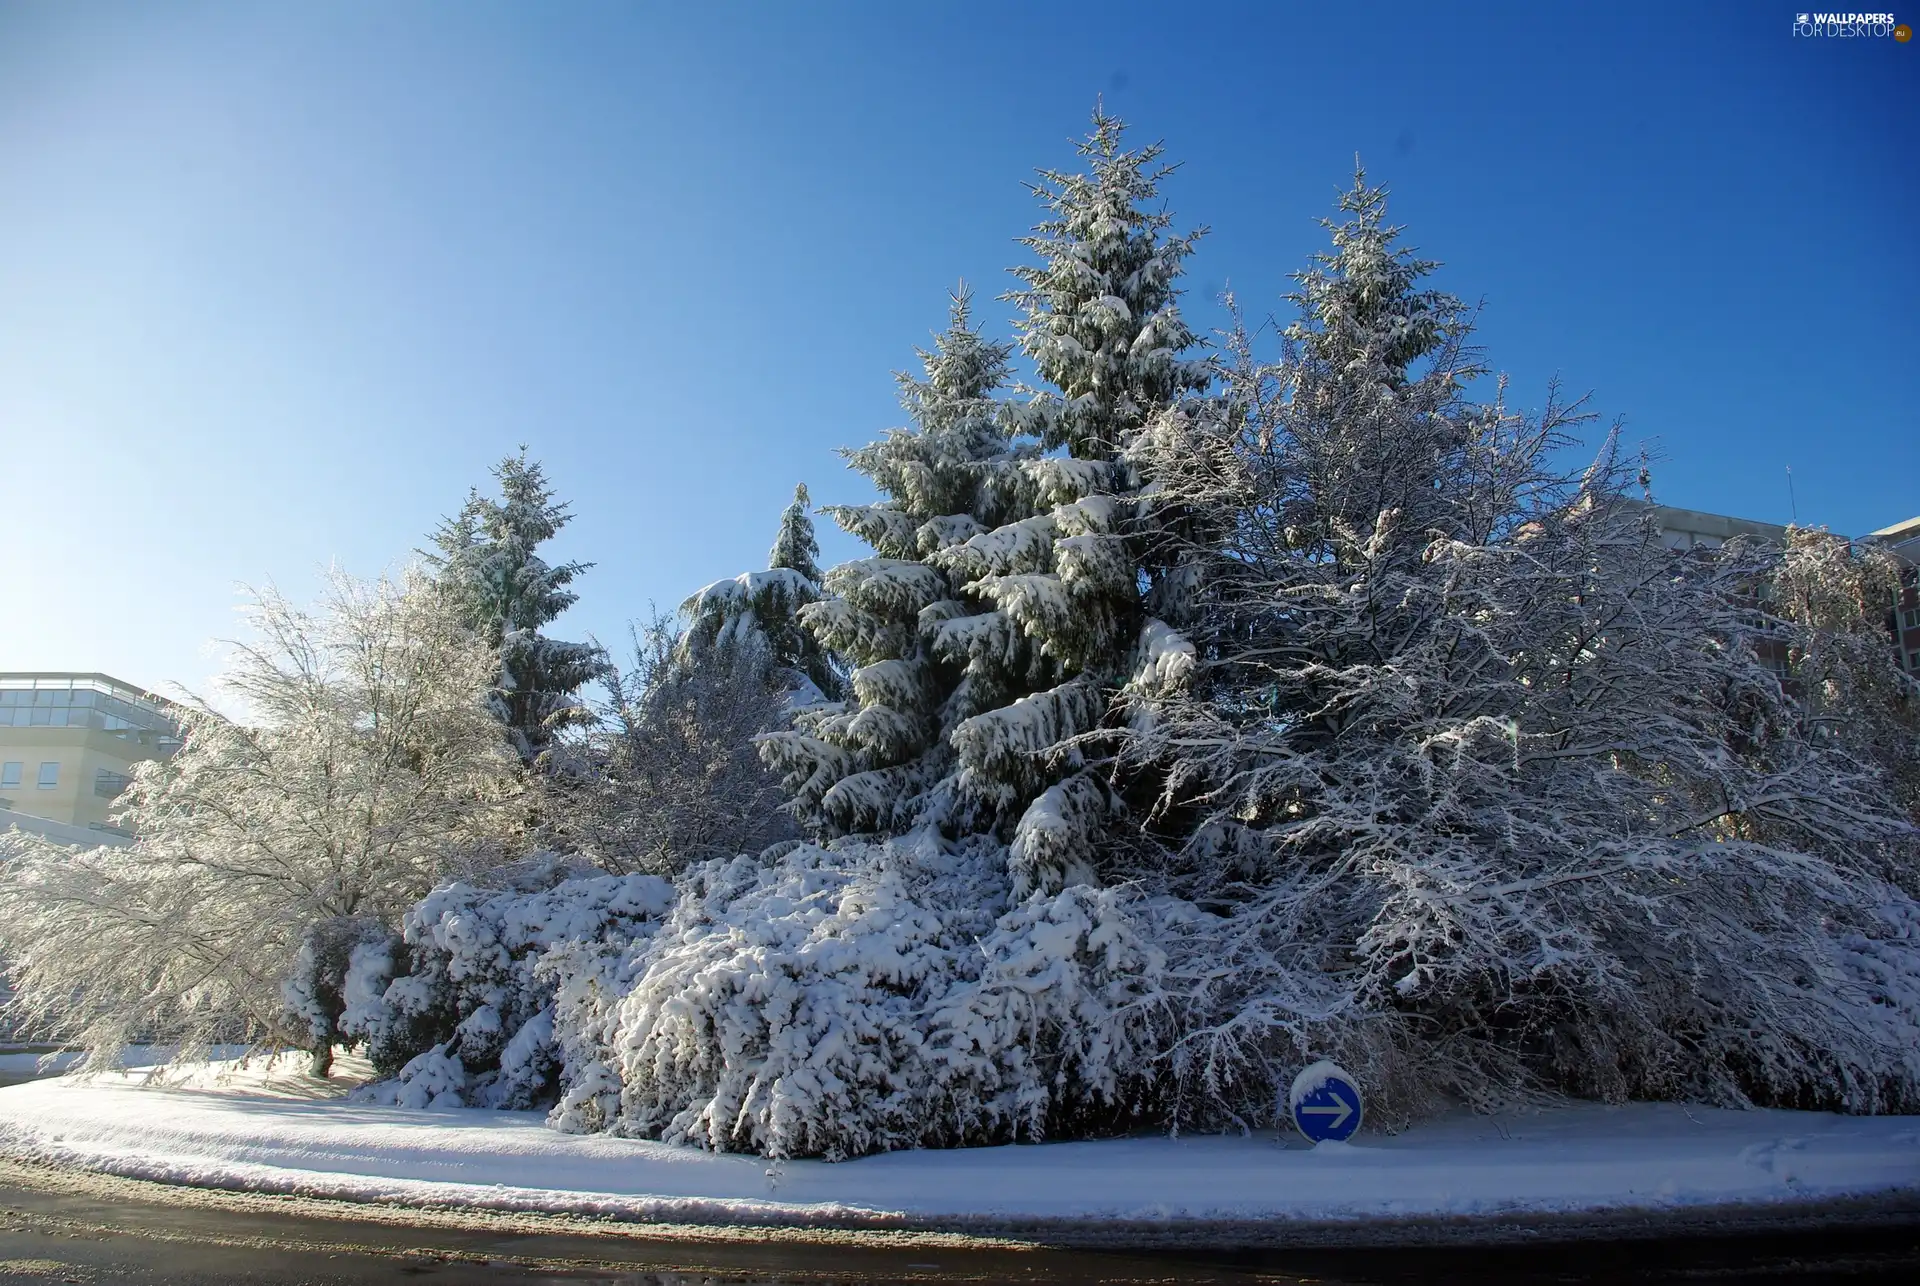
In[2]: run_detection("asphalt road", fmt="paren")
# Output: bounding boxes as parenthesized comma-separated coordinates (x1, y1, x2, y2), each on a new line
(0, 1175, 1916, 1285)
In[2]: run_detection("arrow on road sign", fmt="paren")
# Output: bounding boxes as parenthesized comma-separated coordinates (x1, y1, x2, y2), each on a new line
(1297, 1095, 1353, 1129)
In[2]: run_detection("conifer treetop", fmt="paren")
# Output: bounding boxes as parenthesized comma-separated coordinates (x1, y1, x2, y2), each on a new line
(829, 286, 1020, 544)
(1006, 108, 1209, 461)
(423, 447, 609, 765)
(1286, 164, 1469, 393)
(427, 447, 593, 648)
(682, 480, 842, 702)
(896, 287, 1015, 436)
(769, 483, 823, 584)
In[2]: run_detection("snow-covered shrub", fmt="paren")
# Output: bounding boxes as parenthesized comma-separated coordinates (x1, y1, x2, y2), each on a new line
(1835, 897, 1920, 1099)
(283, 916, 390, 1077)
(345, 870, 673, 1109)
(589, 838, 997, 1158)
(552, 835, 1169, 1158)
(923, 881, 1175, 1142)
(540, 931, 639, 1134)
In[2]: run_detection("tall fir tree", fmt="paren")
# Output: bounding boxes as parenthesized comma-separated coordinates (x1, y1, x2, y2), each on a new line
(1278, 165, 1482, 561)
(758, 287, 1034, 840)
(762, 111, 1211, 895)
(680, 482, 843, 702)
(426, 449, 611, 766)
(769, 483, 823, 581)
(1008, 108, 1209, 460)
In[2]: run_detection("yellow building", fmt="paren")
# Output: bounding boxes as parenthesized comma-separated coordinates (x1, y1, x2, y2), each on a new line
(0, 673, 185, 843)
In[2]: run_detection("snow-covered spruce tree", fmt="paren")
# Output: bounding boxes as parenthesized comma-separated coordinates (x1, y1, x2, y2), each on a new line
(763, 110, 1209, 896)
(0, 570, 523, 1076)
(680, 483, 843, 703)
(426, 450, 612, 766)
(567, 118, 1215, 1158)
(1122, 171, 1920, 1124)
(756, 287, 1034, 843)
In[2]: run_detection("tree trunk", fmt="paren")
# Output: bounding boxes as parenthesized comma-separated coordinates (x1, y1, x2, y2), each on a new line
(309, 1036, 333, 1078)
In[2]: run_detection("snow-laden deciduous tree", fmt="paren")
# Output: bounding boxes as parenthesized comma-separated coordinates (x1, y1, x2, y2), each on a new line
(536, 612, 798, 875)
(0, 570, 524, 1075)
(1120, 171, 1920, 1124)
(1767, 527, 1920, 839)
(426, 450, 612, 766)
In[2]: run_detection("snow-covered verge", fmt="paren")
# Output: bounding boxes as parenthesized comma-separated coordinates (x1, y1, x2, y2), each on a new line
(0, 1047, 367, 1090)
(0, 1075, 1912, 1232)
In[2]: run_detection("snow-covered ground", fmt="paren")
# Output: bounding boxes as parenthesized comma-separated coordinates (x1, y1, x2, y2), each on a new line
(0, 1060, 1913, 1230)
(0, 1048, 366, 1095)
(0, 1046, 197, 1079)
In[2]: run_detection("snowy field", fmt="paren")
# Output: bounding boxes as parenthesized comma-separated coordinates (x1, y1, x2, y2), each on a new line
(0, 1057, 1914, 1231)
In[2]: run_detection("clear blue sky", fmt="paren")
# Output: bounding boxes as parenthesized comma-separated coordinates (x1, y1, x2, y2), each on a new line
(2, 1, 1913, 700)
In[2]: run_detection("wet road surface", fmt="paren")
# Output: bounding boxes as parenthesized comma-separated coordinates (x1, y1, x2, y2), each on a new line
(0, 1176, 1915, 1284)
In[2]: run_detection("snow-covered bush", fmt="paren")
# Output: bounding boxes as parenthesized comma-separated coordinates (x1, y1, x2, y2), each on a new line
(283, 916, 391, 1076)
(586, 838, 998, 1157)
(345, 868, 673, 1109)
(353, 835, 1174, 1157)
(570, 834, 1172, 1159)
(923, 876, 1176, 1142)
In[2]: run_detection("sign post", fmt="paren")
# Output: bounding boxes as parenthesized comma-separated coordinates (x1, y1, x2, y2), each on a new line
(1286, 1059, 1363, 1144)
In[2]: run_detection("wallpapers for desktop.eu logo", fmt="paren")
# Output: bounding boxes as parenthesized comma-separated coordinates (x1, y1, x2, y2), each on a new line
(1792, 10, 1904, 36)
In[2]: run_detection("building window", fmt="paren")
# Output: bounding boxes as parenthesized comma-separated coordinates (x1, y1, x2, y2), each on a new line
(94, 769, 133, 799)
(0, 762, 19, 788)
(1906, 608, 1920, 630)
(1910, 651, 1920, 674)
(36, 761, 60, 789)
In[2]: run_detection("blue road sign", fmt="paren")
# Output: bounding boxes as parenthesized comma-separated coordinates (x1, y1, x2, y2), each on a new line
(1287, 1060, 1363, 1143)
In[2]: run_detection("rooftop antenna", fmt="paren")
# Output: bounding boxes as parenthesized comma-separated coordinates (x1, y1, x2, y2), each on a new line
(1786, 465, 1799, 525)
